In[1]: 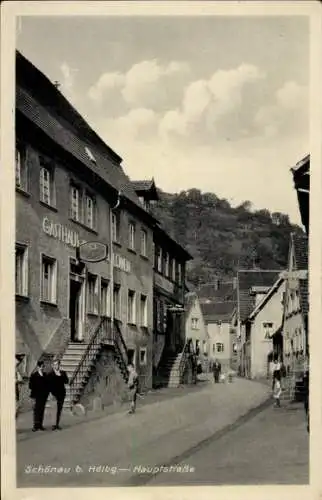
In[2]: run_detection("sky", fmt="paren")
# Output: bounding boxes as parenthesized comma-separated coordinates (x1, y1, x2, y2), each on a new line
(17, 15, 309, 224)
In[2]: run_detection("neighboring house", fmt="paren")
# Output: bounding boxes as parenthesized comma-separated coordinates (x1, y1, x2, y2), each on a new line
(282, 233, 308, 377)
(131, 182, 193, 376)
(245, 278, 286, 379)
(201, 301, 236, 371)
(184, 292, 209, 359)
(236, 270, 281, 377)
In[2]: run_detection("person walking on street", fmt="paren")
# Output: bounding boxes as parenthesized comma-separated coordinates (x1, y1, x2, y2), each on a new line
(212, 359, 221, 383)
(48, 358, 69, 430)
(29, 360, 49, 431)
(271, 356, 281, 391)
(273, 372, 282, 408)
(127, 363, 139, 414)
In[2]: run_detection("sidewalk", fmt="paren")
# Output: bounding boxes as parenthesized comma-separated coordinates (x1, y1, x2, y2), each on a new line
(16, 377, 212, 441)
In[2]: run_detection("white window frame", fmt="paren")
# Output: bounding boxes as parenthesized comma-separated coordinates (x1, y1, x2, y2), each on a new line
(191, 317, 199, 330)
(41, 254, 57, 304)
(157, 247, 162, 273)
(140, 229, 147, 257)
(171, 258, 176, 281)
(15, 244, 28, 296)
(111, 212, 119, 242)
(129, 222, 136, 250)
(140, 294, 148, 327)
(139, 347, 147, 366)
(100, 279, 110, 317)
(40, 166, 54, 206)
(178, 263, 182, 283)
(165, 252, 170, 277)
(70, 185, 81, 222)
(127, 289, 136, 324)
(113, 285, 121, 320)
(16, 144, 28, 191)
(87, 273, 98, 314)
(85, 193, 95, 229)
(263, 321, 274, 339)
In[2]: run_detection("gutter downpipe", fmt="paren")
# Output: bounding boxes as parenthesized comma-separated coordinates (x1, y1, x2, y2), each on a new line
(110, 191, 122, 341)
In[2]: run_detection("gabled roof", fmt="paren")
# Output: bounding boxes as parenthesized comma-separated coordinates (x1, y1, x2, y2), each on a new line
(153, 221, 193, 261)
(16, 51, 158, 225)
(198, 281, 236, 302)
(291, 233, 308, 270)
(131, 179, 159, 200)
(248, 277, 284, 321)
(201, 301, 236, 323)
(237, 270, 281, 322)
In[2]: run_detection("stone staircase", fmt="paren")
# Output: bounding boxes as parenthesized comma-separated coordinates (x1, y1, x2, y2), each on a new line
(60, 318, 128, 410)
(156, 352, 184, 388)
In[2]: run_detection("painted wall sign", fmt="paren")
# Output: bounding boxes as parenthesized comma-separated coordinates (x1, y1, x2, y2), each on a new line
(42, 217, 84, 248)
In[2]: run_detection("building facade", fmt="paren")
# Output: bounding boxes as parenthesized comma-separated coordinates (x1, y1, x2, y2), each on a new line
(236, 270, 281, 377)
(245, 278, 285, 379)
(282, 234, 308, 377)
(15, 51, 158, 409)
(201, 301, 236, 371)
(184, 292, 209, 362)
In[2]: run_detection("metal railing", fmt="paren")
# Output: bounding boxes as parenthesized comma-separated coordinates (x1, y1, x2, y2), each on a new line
(179, 338, 193, 384)
(69, 317, 112, 405)
(113, 320, 129, 382)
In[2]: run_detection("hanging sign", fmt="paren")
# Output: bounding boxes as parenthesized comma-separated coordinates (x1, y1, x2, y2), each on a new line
(76, 242, 108, 263)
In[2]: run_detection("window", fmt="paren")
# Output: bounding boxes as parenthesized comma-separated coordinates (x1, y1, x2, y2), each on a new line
(40, 166, 54, 206)
(216, 343, 224, 353)
(127, 290, 136, 324)
(112, 212, 120, 242)
(263, 322, 274, 339)
(129, 222, 135, 250)
(41, 255, 57, 304)
(100, 279, 110, 317)
(140, 229, 147, 257)
(157, 247, 162, 273)
(16, 144, 27, 190)
(191, 318, 199, 330)
(233, 343, 238, 353)
(140, 294, 148, 327)
(87, 274, 98, 314)
(178, 263, 182, 284)
(84, 146, 96, 163)
(165, 252, 170, 277)
(171, 258, 176, 280)
(15, 244, 28, 296)
(113, 285, 121, 319)
(139, 347, 147, 365)
(70, 185, 81, 221)
(85, 194, 95, 229)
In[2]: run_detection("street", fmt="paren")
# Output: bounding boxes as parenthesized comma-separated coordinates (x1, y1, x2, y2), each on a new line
(16, 378, 308, 487)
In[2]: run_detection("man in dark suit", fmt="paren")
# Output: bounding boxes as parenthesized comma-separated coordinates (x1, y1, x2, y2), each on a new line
(29, 360, 49, 431)
(48, 359, 69, 430)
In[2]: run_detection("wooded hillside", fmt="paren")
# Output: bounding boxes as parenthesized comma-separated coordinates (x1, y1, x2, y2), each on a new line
(152, 189, 304, 288)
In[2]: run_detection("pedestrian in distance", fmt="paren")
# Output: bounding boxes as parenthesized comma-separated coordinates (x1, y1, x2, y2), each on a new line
(127, 362, 139, 414)
(29, 360, 50, 432)
(273, 372, 282, 408)
(271, 356, 281, 391)
(48, 358, 69, 430)
(212, 359, 221, 383)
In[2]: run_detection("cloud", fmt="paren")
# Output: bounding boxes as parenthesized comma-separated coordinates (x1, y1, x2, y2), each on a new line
(88, 59, 190, 110)
(254, 80, 308, 138)
(159, 64, 264, 142)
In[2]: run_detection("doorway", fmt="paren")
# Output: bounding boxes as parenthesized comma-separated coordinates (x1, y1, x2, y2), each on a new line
(69, 279, 83, 342)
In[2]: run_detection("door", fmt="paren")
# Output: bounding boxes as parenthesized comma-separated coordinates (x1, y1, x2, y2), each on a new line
(69, 279, 82, 341)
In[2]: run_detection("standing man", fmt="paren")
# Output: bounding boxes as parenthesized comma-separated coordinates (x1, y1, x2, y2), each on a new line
(15, 356, 24, 419)
(212, 359, 221, 383)
(48, 358, 69, 430)
(127, 363, 139, 414)
(29, 360, 49, 432)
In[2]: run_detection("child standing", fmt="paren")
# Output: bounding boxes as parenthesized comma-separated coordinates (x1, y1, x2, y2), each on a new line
(273, 372, 282, 408)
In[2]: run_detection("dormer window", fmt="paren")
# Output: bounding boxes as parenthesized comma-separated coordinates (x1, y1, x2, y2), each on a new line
(85, 146, 96, 163)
